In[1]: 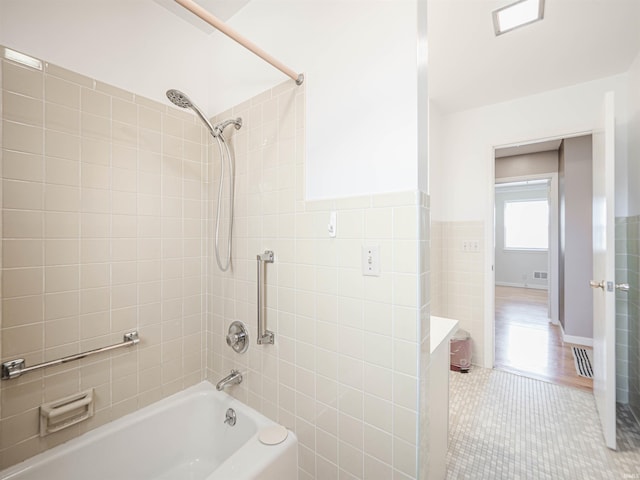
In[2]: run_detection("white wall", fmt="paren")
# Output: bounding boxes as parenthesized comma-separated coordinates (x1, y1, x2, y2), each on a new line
(431, 74, 630, 366)
(428, 100, 444, 197)
(211, 0, 419, 200)
(432, 74, 629, 222)
(0, 0, 214, 110)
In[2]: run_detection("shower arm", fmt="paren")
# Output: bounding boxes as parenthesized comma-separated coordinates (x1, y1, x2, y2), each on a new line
(174, 0, 304, 86)
(214, 118, 242, 137)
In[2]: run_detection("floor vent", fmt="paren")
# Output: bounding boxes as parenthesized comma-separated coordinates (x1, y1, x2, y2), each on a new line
(533, 271, 548, 279)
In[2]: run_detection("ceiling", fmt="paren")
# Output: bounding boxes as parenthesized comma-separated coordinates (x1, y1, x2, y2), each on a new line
(151, 0, 640, 115)
(428, 0, 640, 113)
(152, 0, 250, 32)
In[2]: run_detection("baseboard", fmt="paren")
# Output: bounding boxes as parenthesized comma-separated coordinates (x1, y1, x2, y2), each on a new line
(495, 281, 548, 291)
(560, 327, 593, 347)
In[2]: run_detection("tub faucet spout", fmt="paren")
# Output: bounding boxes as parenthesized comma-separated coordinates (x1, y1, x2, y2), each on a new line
(216, 369, 242, 391)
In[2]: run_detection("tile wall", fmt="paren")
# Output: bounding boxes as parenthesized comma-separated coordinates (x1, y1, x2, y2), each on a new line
(0, 48, 210, 469)
(623, 216, 640, 419)
(430, 221, 484, 364)
(616, 217, 630, 403)
(417, 196, 431, 479)
(206, 81, 427, 479)
(0, 47, 431, 477)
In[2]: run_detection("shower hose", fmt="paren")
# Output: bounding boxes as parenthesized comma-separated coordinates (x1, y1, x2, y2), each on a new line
(213, 133, 234, 272)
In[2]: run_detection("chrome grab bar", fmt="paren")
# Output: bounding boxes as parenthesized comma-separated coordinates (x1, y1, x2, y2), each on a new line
(1, 331, 140, 380)
(256, 250, 275, 345)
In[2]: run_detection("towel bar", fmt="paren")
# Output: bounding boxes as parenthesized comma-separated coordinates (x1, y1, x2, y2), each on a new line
(1, 331, 140, 380)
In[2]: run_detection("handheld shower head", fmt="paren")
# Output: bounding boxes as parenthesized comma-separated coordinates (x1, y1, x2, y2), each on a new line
(166, 89, 193, 109)
(166, 89, 216, 137)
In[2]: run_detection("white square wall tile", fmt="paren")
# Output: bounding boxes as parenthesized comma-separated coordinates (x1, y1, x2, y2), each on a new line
(363, 424, 393, 464)
(363, 301, 392, 336)
(393, 373, 418, 411)
(393, 206, 418, 240)
(338, 412, 363, 450)
(363, 394, 393, 433)
(393, 273, 418, 307)
(365, 208, 393, 239)
(364, 454, 394, 480)
(363, 363, 393, 401)
(364, 332, 392, 369)
(394, 340, 418, 376)
(393, 406, 418, 444)
(338, 441, 363, 479)
(338, 386, 363, 420)
(393, 438, 417, 477)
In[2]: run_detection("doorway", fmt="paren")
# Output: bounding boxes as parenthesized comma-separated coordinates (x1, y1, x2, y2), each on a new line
(492, 138, 594, 391)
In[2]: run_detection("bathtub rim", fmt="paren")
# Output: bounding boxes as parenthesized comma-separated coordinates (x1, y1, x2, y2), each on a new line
(0, 380, 295, 480)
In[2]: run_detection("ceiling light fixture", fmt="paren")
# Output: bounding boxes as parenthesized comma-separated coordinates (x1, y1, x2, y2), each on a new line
(493, 0, 545, 36)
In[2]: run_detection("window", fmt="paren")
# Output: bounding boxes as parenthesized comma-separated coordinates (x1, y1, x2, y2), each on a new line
(504, 199, 548, 250)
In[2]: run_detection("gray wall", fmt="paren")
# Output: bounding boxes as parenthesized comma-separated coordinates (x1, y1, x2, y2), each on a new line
(559, 135, 593, 339)
(495, 186, 549, 289)
(495, 151, 559, 179)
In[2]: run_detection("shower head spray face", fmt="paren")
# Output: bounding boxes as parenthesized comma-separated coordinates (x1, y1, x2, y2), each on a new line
(165, 89, 243, 139)
(166, 89, 192, 109)
(166, 89, 216, 137)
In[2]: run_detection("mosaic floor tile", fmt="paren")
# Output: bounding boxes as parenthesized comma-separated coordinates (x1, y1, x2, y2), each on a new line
(447, 368, 640, 479)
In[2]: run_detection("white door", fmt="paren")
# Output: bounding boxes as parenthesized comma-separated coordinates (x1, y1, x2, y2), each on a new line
(591, 91, 616, 450)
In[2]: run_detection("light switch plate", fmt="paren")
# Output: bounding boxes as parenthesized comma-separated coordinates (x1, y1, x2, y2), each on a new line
(328, 211, 337, 237)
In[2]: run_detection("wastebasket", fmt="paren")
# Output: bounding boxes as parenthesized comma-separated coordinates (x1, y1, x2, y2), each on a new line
(450, 329, 471, 373)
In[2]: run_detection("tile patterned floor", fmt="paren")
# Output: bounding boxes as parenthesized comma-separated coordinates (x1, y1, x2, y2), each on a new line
(447, 368, 640, 479)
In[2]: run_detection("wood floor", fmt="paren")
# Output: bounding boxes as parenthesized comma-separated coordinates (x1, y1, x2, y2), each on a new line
(495, 286, 593, 391)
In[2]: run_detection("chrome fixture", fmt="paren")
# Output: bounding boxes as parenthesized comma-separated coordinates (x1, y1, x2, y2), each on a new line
(166, 89, 242, 272)
(174, 0, 304, 85)
(590, 280, 630, 293)
(213, 117, 243, 138)
(256, 250, 275, 345)
(2, 331, 140, 380)
(226, 321, 249, 354)
(166, 89, 241, 138)
(589, 280, 605, 290)
(224, 408, 237, 426)
(216, 369, 243, 391)
(166, 89, 215, 135)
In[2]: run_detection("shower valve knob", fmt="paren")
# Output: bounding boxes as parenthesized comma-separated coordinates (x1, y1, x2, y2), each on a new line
(226, 321, 249, 354)
(226, 332, 244, 346)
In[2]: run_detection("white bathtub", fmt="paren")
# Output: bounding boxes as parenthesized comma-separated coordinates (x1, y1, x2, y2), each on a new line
(0, 381, 297, 480)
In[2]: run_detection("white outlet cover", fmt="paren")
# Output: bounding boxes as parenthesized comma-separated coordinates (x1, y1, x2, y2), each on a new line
(362, 246, 380, 276)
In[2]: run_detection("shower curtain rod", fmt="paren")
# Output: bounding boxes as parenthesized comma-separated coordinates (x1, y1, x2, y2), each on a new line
(174, 0, 304, 85)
